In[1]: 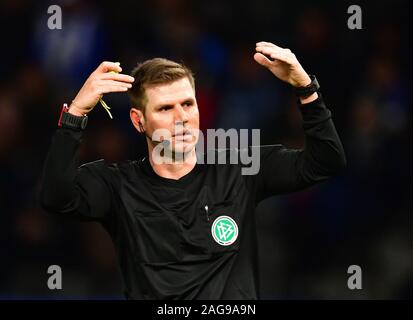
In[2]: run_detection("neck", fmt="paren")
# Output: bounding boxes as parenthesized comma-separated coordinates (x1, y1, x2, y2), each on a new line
(147, 143, 197, 180)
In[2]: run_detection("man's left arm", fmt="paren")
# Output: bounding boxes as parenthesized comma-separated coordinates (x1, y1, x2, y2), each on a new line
(251, 41, 347, 200)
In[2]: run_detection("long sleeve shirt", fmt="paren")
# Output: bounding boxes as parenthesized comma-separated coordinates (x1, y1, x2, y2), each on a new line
(40, 94, 346, 299)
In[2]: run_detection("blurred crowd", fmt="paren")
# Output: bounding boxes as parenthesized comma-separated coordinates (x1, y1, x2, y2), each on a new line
(0, 0, 412, 299)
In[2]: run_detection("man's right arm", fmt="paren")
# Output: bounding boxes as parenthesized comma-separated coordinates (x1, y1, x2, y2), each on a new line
(40, 61, 134, 221)
(40, 128, 114, 221)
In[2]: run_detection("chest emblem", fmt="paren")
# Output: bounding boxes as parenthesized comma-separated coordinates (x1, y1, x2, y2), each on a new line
(211, 216, 238, 246)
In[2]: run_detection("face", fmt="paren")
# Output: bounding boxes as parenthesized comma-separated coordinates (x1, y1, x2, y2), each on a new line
(131, 77, 200, 155)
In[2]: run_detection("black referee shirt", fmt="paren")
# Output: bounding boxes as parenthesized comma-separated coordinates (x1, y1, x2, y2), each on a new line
(40, 95, 346, 299)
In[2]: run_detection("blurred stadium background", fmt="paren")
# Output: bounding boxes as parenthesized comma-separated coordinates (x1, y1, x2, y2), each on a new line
(0, 0, 411, 299)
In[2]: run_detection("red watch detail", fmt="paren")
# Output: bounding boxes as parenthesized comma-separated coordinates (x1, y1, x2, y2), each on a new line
(57, 103, 69, 127)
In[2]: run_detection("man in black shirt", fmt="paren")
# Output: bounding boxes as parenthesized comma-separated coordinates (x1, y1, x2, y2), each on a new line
(40, 41, 346, 299)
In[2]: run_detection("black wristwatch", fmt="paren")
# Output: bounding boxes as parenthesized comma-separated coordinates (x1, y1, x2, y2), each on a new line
(294, 75, 320, 97)
(57, 103, 88, 130)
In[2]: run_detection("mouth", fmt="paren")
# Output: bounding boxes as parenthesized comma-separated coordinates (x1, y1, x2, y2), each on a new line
(173, 129, 193, 141)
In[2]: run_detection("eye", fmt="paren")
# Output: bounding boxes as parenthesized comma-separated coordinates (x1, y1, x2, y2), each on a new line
(183, 101, 193, 107)
(160, 106, 172, 111)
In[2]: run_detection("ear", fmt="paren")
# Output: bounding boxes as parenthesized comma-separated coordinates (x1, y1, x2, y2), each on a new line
(130, 107, 145, 133)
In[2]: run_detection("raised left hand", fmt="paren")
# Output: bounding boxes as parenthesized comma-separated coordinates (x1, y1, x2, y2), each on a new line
(254, 41, 311, 88)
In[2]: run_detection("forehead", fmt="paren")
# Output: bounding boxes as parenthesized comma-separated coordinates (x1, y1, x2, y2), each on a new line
(145, 77, 195, 107)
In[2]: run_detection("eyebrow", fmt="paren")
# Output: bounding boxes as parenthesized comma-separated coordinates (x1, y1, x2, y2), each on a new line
(156, 98, 195, 109)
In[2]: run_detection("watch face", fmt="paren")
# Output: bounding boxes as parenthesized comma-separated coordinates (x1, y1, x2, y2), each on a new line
(80, 116, 88, 129)
(311, 76, 320, 90)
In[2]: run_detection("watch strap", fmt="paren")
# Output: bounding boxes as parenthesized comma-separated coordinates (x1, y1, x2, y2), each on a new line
(295, 75, 320, 97)
(57, 103, 88, 130)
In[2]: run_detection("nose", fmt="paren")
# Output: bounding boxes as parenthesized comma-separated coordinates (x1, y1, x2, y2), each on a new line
(174, 103, 189, 125)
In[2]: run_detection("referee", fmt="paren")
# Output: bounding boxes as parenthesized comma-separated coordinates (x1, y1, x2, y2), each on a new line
(40, 41, 346, 299)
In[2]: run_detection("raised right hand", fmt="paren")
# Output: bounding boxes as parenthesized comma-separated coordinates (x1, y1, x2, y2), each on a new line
(69, 61, 135, 116)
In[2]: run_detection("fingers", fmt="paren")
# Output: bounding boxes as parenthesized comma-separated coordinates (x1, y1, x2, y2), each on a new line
(253, 52, 272, 68)
(255, 45, 295, 64)
(98, 85, 130, 94)
(255, 44, 283, 56)
(95, 79, 131, 92)
(91, 79, 131, 96)
(256, 41, 285, 50)
(100, 72, 135, 83)
(95, 61, 123, 74)
(95, 79, 132, 88)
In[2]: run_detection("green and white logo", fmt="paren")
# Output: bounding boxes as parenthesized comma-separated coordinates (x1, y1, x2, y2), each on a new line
(211, 216, 238, 246)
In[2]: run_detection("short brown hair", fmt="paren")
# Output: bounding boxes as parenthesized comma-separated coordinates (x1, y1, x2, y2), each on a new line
(128, 58, 195, 114)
